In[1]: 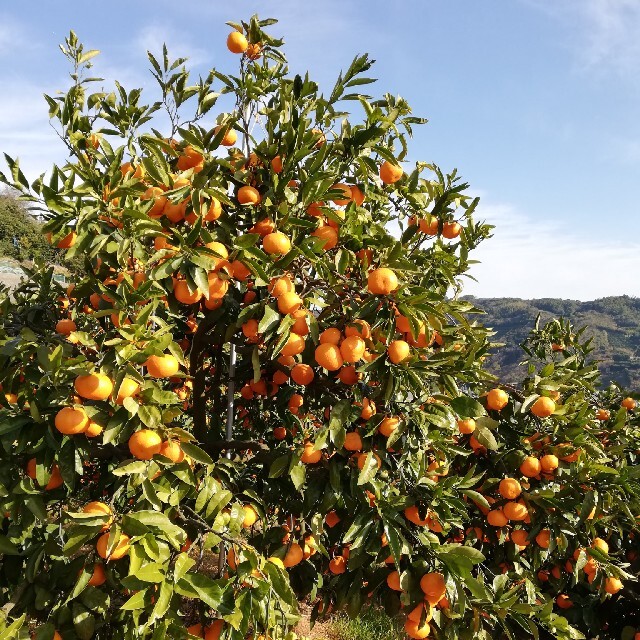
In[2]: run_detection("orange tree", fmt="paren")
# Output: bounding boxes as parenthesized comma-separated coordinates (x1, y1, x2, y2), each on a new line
(0, 15, 638, 640)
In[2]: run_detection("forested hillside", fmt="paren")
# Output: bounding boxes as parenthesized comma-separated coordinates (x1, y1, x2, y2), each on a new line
(468, 295, 640, 388)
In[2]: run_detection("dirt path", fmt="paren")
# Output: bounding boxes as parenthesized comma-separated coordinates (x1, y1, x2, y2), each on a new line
(294, 605, 337, 640)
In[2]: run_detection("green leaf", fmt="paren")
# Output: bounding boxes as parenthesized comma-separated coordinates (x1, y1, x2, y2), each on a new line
(176, 573, 224, 608)
(474, 425, 499, 451)
(120, 589, 147, 610)
(0, 535, 19, 555)
(258, 305, 280, 335)
(357, 451, 379, 485)
(174, 553, 195, 582)
(72, 602, 95, 640)
(290, 464, 306, 490)
(181, 442, 213, 465)
(450, 395, 486, 419)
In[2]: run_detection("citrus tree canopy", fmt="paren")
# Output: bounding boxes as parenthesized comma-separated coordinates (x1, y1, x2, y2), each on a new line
(0, 15, 638, 640)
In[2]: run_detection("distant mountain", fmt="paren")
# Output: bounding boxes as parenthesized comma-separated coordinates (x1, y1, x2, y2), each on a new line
(466, 296, 640, 389)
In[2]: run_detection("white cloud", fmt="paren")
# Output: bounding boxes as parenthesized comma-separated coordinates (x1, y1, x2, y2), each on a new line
(522, 0, 640, 77)
(463, 194, 640, 300)
(0, 80, 64, 182)
(135, 24, 208, 68)
(0, 19, 26, 57)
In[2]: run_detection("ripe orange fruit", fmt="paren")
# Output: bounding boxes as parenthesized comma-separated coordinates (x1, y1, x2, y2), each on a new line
(26, 459, 63, 490)
(338, 366, 359, 385)
(237, 185, 261, 205)
(116, 378, 140, 404)
(360, 398, 376, 420)
(386, 570, 402, 591)
(367, 268, 398, 295)
(520, 456, 541, 478)
(442, 221, 461, 239)
(556, 594, 573, 609)
(340, 335, 366, 363)
(242, 504, 259, 528)
(320, 328, 342, 344)
(142, 186, 168, 217)
(173, 279, 203, 305)
(207, 272, 229, 300)
(592, 537, 609, 554)
(55, 406, 89, 435)
(486, 388, 509, 411)
(159, 440, 185, 463)
(84, 501, 114, 531)
(407, 602, 432, 624)
(329, 556, 346, 574)
(420, 572, 446, 601)
(535, 529, 551, 548)
(487, 509, 508, 527)
(531, 396, 556, 418)
(621, 397, 636, 410)
(301, 442, 322, 464)
(214, 125, 237, 147)
(605, 576, 623, 594)
(227, 31, 248, 54)
(290, 309, 309, 335)
(145, 354, 180, 378)
(283, 543, 304, 567)
(499, 478, 522, 500)
(74, 373, 113, 401)
(271, 155, 283, 173)
(273, 426, 287, 440)
(379, 161, 403, 184)
(280, 333, 306, 357)
(96, 532, 130, 560)
(595, 408, 610, 421)
(404, 618, 430, 639)
(379, 416, 399, 437)
(291, 364, 314, 386)
(540, 454, 559, 473)
(503, 501, 528, 521)
(315, 343, 344, 371)
(129, 429, 163, 460)
(345, 319, 371, 339)
(85, 420, 103, 438)
(356, 451, 381, 470)
(262, 232, 294, 259)
(418, 217, 439, 235)
(388, 340, 410, 364)
(325, 511, 340, 528)
(311, 225, 338, 250)
(56, 318, 76, 335)
(457, 418, 476, 434)
(350, 185, 365, 205)
(343, 432, 363, 451)
(246, 42, 262, 60)
(48, 230, 77, 249)
(88, 563, 107, 586)
(277, 291, 302, 315)
(329, 183, 353, 205)
(511, 529, 530, 547)
(405, 505, 429, 526)
(269, 274, 294, 297)
(242, 319, 259, 340)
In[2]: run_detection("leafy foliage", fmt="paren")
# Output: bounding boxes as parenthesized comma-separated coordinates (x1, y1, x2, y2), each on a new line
(0, 15, 637, 640)
(0, 192, 57, 264)
(469, 295, 640, 389)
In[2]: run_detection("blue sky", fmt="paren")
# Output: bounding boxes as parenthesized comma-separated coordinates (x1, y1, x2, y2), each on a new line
(1, 0, 639, 300)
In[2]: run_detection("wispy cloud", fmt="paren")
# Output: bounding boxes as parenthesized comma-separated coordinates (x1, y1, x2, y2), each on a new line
(523, 0, 640, 77)
(464, 194, 640, 300)
(135, 24, 208, 68)
(0, 18, 26, 57)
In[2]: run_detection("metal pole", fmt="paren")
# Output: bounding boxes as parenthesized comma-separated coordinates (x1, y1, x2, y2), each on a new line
(225, 342, 236, 459)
